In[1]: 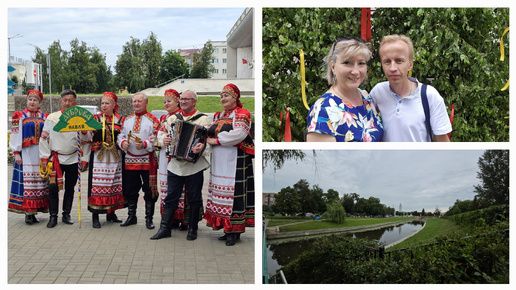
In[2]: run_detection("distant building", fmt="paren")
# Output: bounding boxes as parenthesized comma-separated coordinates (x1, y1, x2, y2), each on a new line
(178, 48, 201, 68)
(210, 40, 228, 79)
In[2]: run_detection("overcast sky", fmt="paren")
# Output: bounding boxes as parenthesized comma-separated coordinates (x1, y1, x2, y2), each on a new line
(7, 7, 246, 70)
(263, 150, 486, 213)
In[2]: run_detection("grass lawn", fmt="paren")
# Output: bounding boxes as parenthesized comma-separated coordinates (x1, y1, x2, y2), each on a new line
(146, 95, 255, 114)
(388, 217, 464, 250)
(278, 217, 414, 232)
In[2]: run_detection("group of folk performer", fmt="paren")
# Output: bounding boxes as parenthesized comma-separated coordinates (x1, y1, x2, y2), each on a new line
(8, 83, 255, 246)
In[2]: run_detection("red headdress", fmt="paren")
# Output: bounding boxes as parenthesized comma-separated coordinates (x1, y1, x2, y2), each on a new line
(27, 90, 43, 102)
(221, 83, 242, 108)
(164, 89, 180, 102)
(103, 91, 119, 112)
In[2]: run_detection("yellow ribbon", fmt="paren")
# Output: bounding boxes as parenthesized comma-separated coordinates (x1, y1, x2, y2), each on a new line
(300, 49, 310, 110)
(500, 27, 509, 91)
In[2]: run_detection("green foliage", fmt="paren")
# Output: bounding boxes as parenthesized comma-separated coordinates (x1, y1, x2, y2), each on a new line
(324, 202, 346, 224)
(263, 8, 362, 142)
(473, 150, 509, 205)
(263, 8, 509, 142)
(190, 42, 215, 78)
(282, 231, 509, 283)
(445, 204, 509, 230)
(160, 49, 190, 82)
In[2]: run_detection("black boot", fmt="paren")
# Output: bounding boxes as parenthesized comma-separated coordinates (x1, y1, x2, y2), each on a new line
(107, 212, 122, 223)
(25, 215, 33, 224)
(186, 206, 200, 241)
(31, 215, 40, 223)
(145, 202, 155, 229)
(150, 207, 175, 240)
(62, 193, 74, 225)
(219, 233, 241, 241)
(226, 233, 236, 246)
(47, 186, 59, 228)
(92, 213, 101, 228)
(120, 202, 137, 227)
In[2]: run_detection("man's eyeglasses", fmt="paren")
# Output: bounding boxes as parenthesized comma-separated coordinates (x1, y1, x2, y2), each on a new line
(179, 98, 194, 102)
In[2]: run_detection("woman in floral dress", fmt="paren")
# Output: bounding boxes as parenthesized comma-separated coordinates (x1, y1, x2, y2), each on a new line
(307, 37, 383, 142)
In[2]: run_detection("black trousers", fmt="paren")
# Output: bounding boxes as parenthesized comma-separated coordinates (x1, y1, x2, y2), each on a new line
(48, 163, 79, 216)
(123, 169, 158, 204)
(164, 170, 204, 209)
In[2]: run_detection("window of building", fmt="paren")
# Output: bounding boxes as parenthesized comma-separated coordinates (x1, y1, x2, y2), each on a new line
(223, 69, 227, 74)
(214, 48, 219, 54)
(223, 48, 227, 53)
(214, 69, 219, 74)
(212, 59, 219, 64)
(223, 58, 227, 63)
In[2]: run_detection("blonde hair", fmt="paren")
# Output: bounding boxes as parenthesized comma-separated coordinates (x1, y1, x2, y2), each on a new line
(379, 34, 414, 60)
(181, 90, 198, 101)
(324, 38, 372, 85)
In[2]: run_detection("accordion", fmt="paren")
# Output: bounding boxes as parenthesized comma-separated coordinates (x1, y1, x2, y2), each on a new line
(166, 119, 207, 163)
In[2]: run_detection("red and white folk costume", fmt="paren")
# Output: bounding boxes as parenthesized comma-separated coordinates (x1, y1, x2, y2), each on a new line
(204, 84, 255, 241)
(8, 90, 49, 216)
(87, 92, 125, 215)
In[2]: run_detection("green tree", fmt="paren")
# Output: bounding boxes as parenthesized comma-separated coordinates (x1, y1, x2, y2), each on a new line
(341, 193, 356, 214)
(90, 48, 113, 93)
(47, 40, 70, 94)
(190, 42, 215, 78)
(293, 179, 312, 215)
(324, 188, 340, 204)
(160, 49, 190, 83)
(68, 38, 97, 93)
(262, 8, 509, 142)
(272, 186, 302, 216)
(142, 31, 163, 88)
(473, 150, 509, 206)
(115, 37, 144, 93)
(325, 202, 346, 224)
(310, 184, 326, 213)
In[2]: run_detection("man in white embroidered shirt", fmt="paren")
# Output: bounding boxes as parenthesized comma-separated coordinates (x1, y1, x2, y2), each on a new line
(117, 92, 160, 229)
(370, 34, 452, 142)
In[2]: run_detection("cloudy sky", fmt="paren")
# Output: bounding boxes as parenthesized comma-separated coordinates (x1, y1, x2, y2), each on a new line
(7, 7, 247, 70)
(262, 150, 487, 213)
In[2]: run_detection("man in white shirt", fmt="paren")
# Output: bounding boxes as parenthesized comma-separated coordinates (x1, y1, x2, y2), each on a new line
(150, 90, 211, 241)
(370, 34, 452, 142)
(118, 93, 160, 229)
(40, 90, 92, 228)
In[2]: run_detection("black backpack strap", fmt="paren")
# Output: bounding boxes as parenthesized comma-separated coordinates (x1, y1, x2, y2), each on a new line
(421, 84, 433, 142)
(187, 113, 207, 122)
(175, 113, 184, 121)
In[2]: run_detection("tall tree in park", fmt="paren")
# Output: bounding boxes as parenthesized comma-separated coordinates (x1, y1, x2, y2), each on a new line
(47, 41, 70, 94)
(141, 32, 163, 88)
(90, 48, 114, 93)
(272, 186, 302, 216)
(190, 42, 215, 78)
(160, 49, 190, 83)
(473, 150, 509, 206)
(262, 8, 509, 142)
(115, 37, 146, 93)
(68, 38, 98, 93)
(324, 188, 340, 204)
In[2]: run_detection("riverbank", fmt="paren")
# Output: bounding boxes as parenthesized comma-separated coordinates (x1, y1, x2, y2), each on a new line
(388, 217, 464, 250)
(266, 217, 418, 243)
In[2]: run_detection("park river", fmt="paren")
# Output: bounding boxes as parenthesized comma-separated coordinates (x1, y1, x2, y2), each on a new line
(265, 220, 425, 277)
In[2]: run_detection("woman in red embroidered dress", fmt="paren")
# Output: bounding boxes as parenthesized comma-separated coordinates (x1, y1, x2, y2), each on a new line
(205, 84, 255, 246)
(87, 92, 125, 228)
(8, 90, 49, 224)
